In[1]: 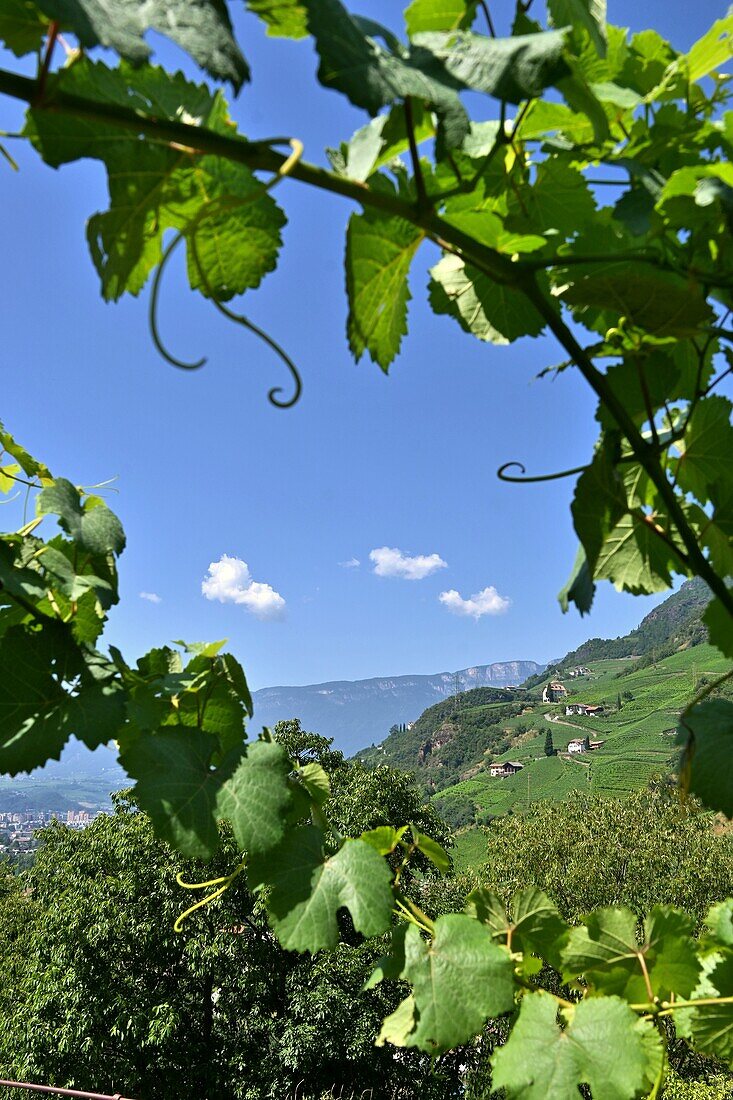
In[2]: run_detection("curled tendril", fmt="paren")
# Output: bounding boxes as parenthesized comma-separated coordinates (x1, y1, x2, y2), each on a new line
(149, 232, 207, 370)
(497, 461, 589, 484)
(190, 227, 302, 409)
(148, 138, 304, 405)
(174, 861, 246, 933)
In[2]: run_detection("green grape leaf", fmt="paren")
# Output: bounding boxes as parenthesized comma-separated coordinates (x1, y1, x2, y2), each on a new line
(682, 955, 733, 1063)
(468, 886, 569, 968)
(405, 0, 476, 35)
(642, 907, 703, 999)
(216, 739, 293, 854)
(674, 396, 733, 505)
(220, 652, 253, 717)
(36, 479, 125, 556)
(685, 502, 733, 581)
(376, 995, 417, 1046)
(556, 59, 610, 144)
(410, 28, 570, 103)
(346, 206, 424, 369)
(571, 441, 627, 578)
(704, 598, 733, 660)
(120, 727, 228, 859)
(328, 103, 435, 182)
(558, 545, 595, 615)
(562, 905, 700, 1000)
(26, 62, 285, 301)
(562, 907, 638, 986)
(491, 991, 662, 1099)
(508, 158, 597, 240)
(412, 827, 451, 873)
(65, 676, 127, 752)
(596, 355, 681, 430)
(442, 210, 546, 254)
(558, 263, 714, 338)
(685, 12, 733, 82)
(361, 824, 408, 855)
(0, 624, 123, 773)
(547, 0, 606, 58)
(613, 186, 655, 236)
(393, 915, 515, 1051)
(705, 900, 733, 948)
(0, 538, 51, 610)
(366, 923, 408, 990)
(35, 0, 249, 89)
(465, 886, 507, 930)
(303, 0, 469, 151)
(593, 511, 679, 596)
(184, 155, 287, 302)
(679, 699, 733, 817)
(248, 828, 394, 951)
(0, 0, 47, 56)
(510, 889, 571, 969)
(518, 98, 595, 143)
(39, 539, 117, 615)
(429, 254, 546, 344)
(296, 761, 331, 807)
(246, 0, 308, 38)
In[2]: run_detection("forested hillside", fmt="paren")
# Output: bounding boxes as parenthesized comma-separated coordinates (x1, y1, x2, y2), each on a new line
(356, 686, 525, 779)
(522, 578, 710, 690)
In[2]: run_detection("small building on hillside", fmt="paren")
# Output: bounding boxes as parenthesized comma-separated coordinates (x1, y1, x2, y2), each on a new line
(565, 703, 605, 717)
(543, 681, 568, 703)
(489, 761, 524, 778)
(568, 666, 592, 678)
(567, 738, 604, 754)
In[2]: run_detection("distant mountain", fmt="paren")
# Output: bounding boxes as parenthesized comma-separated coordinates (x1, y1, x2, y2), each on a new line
(251, 661, 543, 754)
(0, 741, 124, 813)
(522, 578, 710, 690)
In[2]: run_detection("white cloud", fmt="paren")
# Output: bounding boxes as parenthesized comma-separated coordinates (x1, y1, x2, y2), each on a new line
(338, 558, 361, 569)
(439, 586, 511, 620)
(370, 546, 447, 581)
(139, 591, 162, 604)
(201, 555, 286, 621)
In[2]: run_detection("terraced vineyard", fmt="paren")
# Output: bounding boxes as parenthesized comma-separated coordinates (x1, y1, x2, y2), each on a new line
(434, 644, 730, 821)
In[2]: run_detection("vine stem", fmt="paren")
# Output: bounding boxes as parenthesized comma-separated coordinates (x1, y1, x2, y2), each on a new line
(0, 67, 519, 289)
(34, 21, 59, 106)
(404, 97, 428, 211)
(519, 273, 733, 622)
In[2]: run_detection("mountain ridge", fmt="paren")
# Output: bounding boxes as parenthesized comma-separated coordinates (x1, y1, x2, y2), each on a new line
(251, 660, 543, 754)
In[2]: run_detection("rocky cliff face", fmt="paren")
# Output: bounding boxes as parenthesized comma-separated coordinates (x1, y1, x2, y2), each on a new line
(251, 660, 543, 754)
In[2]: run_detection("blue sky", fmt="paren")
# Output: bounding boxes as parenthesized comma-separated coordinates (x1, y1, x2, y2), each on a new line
(0, 1, 725, 690)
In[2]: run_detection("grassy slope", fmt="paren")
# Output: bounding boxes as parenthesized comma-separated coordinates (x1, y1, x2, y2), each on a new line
(434, 644, 728, 817)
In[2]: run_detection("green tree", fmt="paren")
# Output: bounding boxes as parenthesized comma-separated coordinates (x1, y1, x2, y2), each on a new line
(544, 728, 555, 757)
(458, 786, 733, 924)
(0, 790, 459, 1100)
